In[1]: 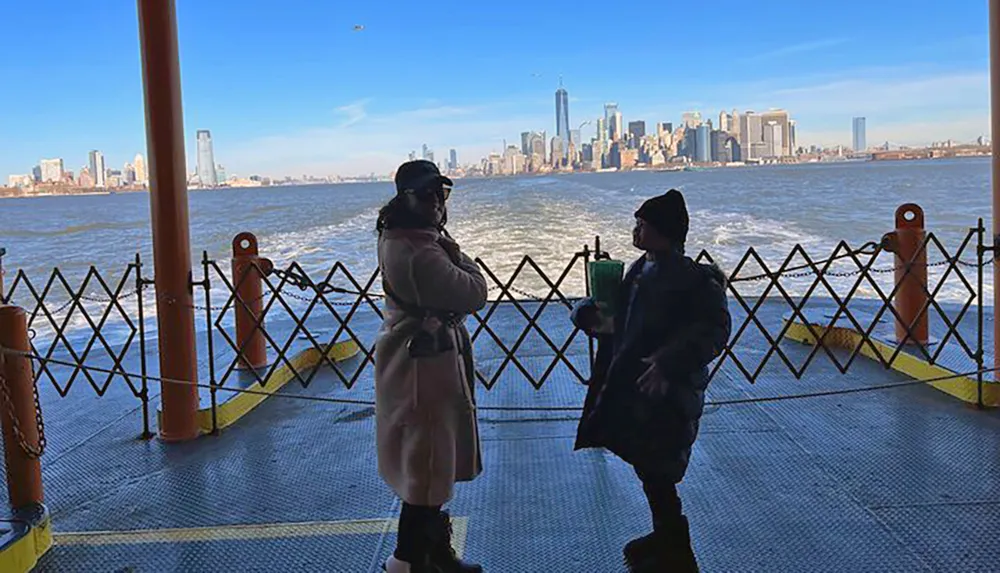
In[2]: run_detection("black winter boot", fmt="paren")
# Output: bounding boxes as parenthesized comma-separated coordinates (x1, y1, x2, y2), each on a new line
(427, 511, 482, 572)
(629, 516, 699, 573)
(623, 531, 658, 569)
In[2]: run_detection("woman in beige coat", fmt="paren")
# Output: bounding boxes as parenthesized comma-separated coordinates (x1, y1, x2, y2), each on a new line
(376, 160, 488, 573)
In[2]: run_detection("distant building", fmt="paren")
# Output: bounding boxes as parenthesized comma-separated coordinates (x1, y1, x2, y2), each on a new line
(7, 174, 33, 188)
(422, 144, 431, 160)
(760, 110, 791, 156)
(610, 111, 624, 142)
(503, 145, 526, 175)
(31, 165, 42, 183)
(788, 120, 797, 155)
(39, 158, 64, 183)
(196, 130, 218, 186)
(123, 162, 137, 185)
(596, 118, 608, 143)
(739, 113, 763, 160)
(569, 129, 582, 148)
(408, 151, 417, 162)
(520, 132, 532, 156)
(628, 121, 646, 149)
(529, 132, 547, 165)
(603, 103, 619, 140)
(718, 111, 731, 133)
(695, 124, 711, 162)
(764, 121, 784, 158)
(134, 154, 147, 185)
(216, 164, 227, 183)
(78, 167, 94, 189)
(449, 149, 458, 171)
(853, 117, 867, 152)
(550, 137, 566, 167)
(682, 111, 702, 129)
(89, 151, 106, 188)
(555, 85, 570, 145)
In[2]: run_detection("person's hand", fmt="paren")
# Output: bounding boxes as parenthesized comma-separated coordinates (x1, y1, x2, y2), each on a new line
(438, 235, 462, 262)
(636, 357, 668, 397)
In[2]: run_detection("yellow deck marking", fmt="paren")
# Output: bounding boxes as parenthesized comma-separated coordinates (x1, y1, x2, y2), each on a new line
(54, 516, 468, 557)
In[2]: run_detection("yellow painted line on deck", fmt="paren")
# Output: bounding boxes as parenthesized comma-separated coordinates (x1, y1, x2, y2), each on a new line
(53, 516, 468, 557)
(156, 340, 361, 434)
(783, 318, 1000, 407)
(0, 513, 52, 573)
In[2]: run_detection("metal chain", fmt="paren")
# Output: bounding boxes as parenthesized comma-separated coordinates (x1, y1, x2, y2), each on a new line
(731, 250, 992, 284)
(0, 356, 46, 459)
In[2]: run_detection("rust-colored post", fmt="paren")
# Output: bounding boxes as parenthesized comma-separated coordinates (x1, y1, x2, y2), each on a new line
(0, 305, 44, 508)
(990, 0, 1000, 374)
(231, 233, 272, 370)
(138, 0, 199, 441)
(885, 204, 929, 346)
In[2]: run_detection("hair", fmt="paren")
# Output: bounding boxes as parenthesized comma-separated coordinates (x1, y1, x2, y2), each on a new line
(375, 193, 447, 235)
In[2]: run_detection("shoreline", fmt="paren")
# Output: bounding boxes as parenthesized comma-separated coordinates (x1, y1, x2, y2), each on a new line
(1, 154, 990, 199)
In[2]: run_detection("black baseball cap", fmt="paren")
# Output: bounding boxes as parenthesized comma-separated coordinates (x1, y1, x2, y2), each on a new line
(394, 160, 453, 195)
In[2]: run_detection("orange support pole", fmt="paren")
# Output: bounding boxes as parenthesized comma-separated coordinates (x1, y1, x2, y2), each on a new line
(138, 0, 200, 441)
(884, 204, 930, 346)
(0, 305, 44, 509)
(990, 0, 1000, 374)
(232, 233, 272, 370)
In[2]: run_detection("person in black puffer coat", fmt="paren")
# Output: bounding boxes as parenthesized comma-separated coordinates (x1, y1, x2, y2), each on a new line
(572, 189, 731, 573)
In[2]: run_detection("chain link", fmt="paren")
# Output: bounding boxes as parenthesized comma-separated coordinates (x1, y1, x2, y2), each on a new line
(0, 355, 46, 459)
(731, 250, 992, 284)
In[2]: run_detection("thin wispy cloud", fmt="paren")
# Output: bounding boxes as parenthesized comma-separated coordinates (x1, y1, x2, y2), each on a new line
(335, 100, 370, 127)
(743, 38, 849, 62)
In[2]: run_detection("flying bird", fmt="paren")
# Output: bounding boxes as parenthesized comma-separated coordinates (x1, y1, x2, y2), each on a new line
(353, 24, 365, 31)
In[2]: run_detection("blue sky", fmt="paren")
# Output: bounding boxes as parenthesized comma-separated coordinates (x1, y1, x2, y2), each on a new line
(0, 0, 990, 179)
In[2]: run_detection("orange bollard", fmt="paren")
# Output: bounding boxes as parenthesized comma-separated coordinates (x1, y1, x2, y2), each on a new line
(882, 204, 930, 346)
(231, 233, 273, 370)
(0, 305, 44, 509)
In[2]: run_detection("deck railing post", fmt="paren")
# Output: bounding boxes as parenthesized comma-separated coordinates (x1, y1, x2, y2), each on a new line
(137, 0, 200, 441)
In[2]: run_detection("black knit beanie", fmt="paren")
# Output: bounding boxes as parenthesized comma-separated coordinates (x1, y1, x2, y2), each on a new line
(635, 189, 689, 245)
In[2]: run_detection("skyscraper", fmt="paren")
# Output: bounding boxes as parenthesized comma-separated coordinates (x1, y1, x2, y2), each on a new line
(788, 120, 797, 154)
(764, 122, 784, 157)
(628, 121, 646, 142)
(520, 132, 532, 156)
(408, 151, 417, 162)
(604, 103, 619, 140)
(760, 110, 791, 156)
(555, 84, 570, 145)
(695, 124, 711, 162)
(718, 111, 730, 133)
(596, 118, 607, 142)
(88, 151, 106, 188)
(39, 158, 64, 183)
(196, 130, 218, 187)
(134, 153, 147, 185)
(853, 117, 867, 152)
(449, 149, 458, 171)
(739, 113, 763, 160)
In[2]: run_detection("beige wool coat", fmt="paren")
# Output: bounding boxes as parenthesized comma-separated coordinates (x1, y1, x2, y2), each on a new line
(374, 228, 488, 506)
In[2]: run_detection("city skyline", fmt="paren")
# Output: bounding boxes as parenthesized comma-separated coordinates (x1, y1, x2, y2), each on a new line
(0, 1, 989, 179)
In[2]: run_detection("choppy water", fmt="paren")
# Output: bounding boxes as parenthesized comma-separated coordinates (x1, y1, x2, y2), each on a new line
(0, 158, 992, 344)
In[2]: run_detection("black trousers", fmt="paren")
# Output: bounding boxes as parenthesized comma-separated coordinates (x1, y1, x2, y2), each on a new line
(634, 467, 684, 531)
(395, 502, 441, 562)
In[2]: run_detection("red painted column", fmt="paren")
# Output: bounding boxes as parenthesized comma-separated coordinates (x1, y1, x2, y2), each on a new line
(138, 0, 200, 441)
